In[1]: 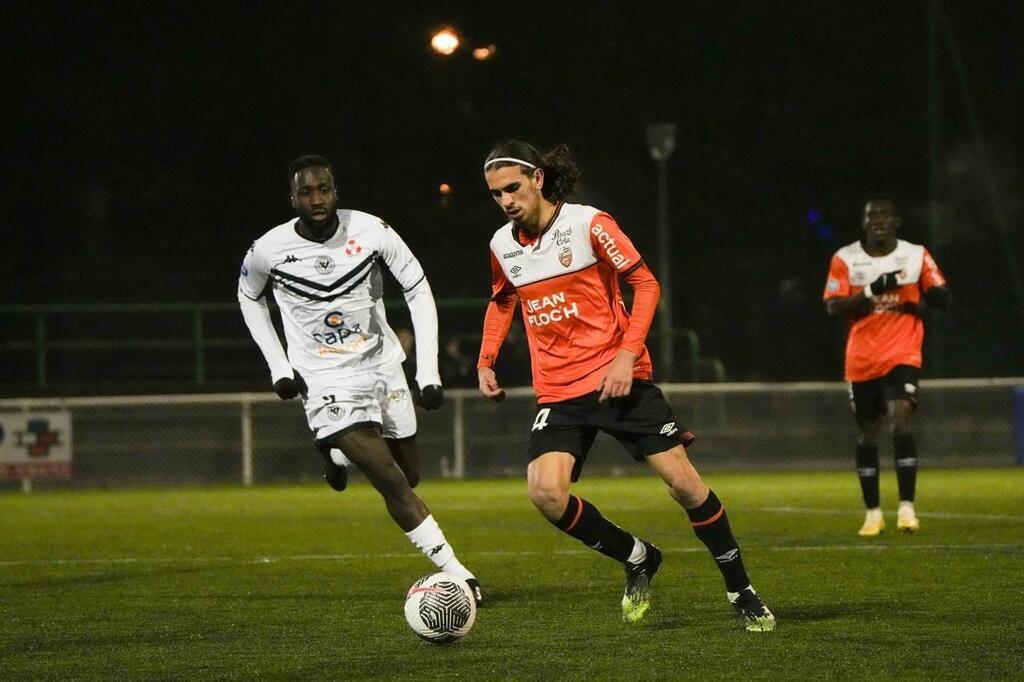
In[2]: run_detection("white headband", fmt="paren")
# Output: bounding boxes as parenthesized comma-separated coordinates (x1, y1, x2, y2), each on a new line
(483, 156, 538, 171)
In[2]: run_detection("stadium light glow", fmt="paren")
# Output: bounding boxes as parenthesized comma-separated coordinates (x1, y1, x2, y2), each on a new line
(438, 183, 452, 195)
(431, 28, 460, 56)
(472, 44, 496, 61)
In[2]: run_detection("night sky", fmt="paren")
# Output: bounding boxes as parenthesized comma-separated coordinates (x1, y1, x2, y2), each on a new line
(3, 1, 1022, 381)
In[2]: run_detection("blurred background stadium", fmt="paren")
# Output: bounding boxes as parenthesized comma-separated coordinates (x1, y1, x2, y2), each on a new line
(2, 2, 1022, 488)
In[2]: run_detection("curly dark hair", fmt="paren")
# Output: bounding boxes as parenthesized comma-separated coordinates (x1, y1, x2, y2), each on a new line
(484, 140, 582, 202)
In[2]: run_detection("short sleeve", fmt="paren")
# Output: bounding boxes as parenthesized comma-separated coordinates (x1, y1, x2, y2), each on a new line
(823, 255, 850, 300)
(919, 248, 947, 291)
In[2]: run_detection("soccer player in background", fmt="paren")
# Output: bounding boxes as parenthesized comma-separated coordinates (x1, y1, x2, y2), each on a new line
(476, 140, 775, 631)
(238, 155, 482, 604)
(823, 198, 950, 536)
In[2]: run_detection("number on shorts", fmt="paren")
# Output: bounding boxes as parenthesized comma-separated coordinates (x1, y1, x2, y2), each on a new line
(531, 408, 551, 432)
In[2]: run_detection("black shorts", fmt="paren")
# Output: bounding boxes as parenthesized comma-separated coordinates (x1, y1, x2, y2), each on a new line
(848, 365, 920, 421)
(527, 380, 695, 482)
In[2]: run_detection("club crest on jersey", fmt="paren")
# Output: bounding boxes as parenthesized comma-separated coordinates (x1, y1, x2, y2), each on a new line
(326, 405, 345, 421)
(344, 239, 362, 256)
(315, 255, 335, 274)
(558, 246, 573, 267)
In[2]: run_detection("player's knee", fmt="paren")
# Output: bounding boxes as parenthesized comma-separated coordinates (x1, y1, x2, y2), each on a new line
(857, 431, 879, 448)
(666, 474, 707, 508)
(527, 480, 569, 518)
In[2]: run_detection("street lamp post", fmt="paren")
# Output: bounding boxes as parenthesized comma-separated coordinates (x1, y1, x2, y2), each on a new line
(645, 123, 677, 380)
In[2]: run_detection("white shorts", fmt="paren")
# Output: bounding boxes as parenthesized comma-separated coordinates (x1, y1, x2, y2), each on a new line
(304, 364, 417, 444)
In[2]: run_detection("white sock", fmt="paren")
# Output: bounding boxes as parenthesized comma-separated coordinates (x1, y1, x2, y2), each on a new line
(898, 501, 916, 514)
(626, 538, 647, 565)
(328, 448, 351, 467)
(440, 557, 474, 582)
(727, 585, 755, 603)
(865, 508, 882, 520)
(405, 515, 473, 579)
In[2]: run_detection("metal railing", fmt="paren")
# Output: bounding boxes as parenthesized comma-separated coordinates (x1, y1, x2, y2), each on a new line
(1, 378, 1019, 490)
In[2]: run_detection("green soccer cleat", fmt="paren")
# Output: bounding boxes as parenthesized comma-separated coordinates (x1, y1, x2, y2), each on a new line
(621, 541, 662, 623)
(729, 588, 776, 632)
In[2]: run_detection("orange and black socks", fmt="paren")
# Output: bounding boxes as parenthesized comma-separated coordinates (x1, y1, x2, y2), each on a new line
(553, 495, 634, 563)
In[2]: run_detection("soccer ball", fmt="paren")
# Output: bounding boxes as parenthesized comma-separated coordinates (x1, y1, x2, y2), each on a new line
(403, 572, 476, 644)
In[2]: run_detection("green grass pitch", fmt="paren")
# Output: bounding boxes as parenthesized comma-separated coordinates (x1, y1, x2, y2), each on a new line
(2, 469, 1022, 679)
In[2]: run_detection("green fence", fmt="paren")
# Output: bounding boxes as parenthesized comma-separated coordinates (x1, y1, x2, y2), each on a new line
(0, 302, 713, 393)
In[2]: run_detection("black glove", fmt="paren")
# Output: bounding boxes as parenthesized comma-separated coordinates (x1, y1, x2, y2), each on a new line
(924, 286, 952, 310)
(865, 271, 901, 298)
(273, 371, 308, 400)
(418, 384, 444, 410)
(900, 300, 923, 317)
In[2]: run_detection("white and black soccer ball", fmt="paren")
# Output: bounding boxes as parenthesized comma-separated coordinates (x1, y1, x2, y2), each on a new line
(404, 572, 476, 644)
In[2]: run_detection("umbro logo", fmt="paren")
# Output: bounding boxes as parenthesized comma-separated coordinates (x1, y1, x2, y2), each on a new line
(659, 422, 678, 436)
(283, 255, 300, 264)
(714, 549, 739, 563)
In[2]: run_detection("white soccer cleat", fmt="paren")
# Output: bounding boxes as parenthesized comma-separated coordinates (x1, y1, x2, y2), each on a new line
(858, 509, 885, 537)
(897, 502, 920, 534)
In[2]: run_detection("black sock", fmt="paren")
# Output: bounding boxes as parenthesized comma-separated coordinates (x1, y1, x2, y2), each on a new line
(855, 444, 881, 508)
(552, 495, 635, 563)
(686, 490, 750, 593)
(893, 433, 918, 502)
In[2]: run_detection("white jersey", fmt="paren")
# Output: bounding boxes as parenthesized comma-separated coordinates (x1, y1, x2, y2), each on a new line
(238, 210, 429, 381)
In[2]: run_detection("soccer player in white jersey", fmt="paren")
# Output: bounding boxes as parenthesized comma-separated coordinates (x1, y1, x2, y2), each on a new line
(824, 197, 950, 537)
(238, 155, 481, 605)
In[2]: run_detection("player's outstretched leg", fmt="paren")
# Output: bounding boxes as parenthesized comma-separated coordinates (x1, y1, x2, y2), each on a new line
(528, 453, 659, 622)
(334, 427, 483, 606)
(648, 446, 776, 632)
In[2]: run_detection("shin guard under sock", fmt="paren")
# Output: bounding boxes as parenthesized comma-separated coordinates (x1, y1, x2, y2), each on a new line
(855, 444, 881, 508)
(552, 495, 635, 563)
(893, 433, 918, 502)
(686, 490, 750, 593)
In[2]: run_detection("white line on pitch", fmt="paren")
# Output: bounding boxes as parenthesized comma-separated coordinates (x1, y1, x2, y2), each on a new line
(0, 542, 1020, 568)
(744, 506, 1024, 522)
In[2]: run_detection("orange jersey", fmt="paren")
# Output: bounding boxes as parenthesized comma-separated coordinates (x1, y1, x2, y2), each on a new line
(823, 239, 946, 382)
(478, 203, 659, 402)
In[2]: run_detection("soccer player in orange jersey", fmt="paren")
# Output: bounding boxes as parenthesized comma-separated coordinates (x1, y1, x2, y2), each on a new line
(476, 140, 775, 631)
(824, 198, 951, 536)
